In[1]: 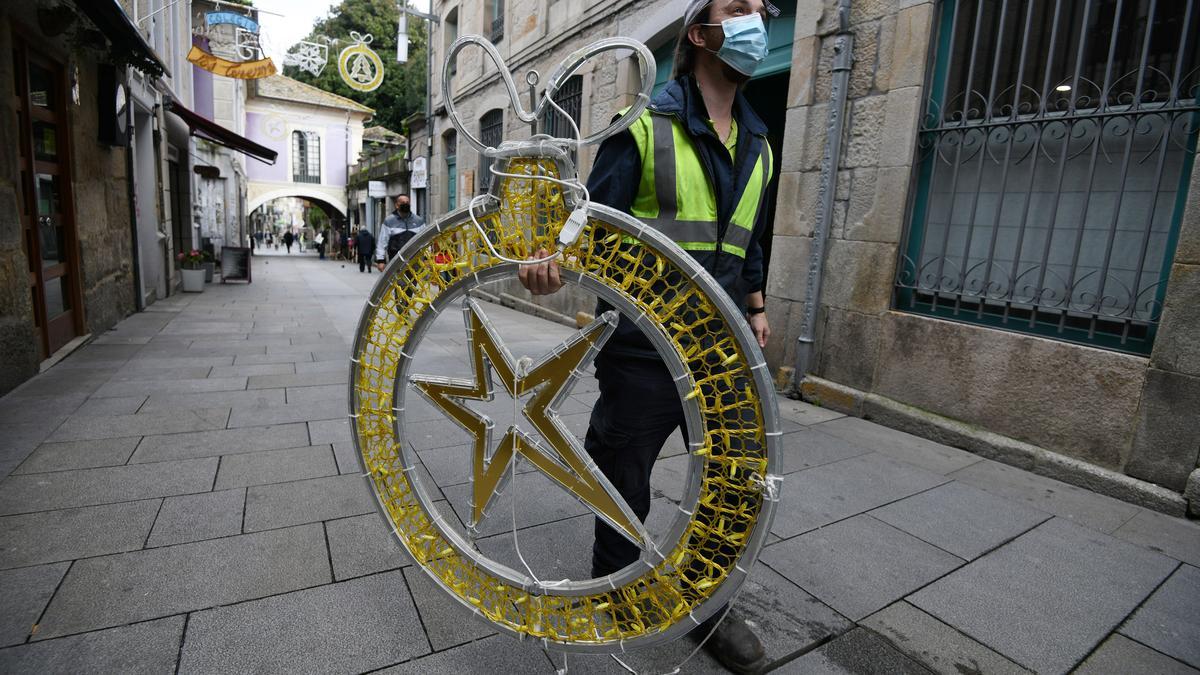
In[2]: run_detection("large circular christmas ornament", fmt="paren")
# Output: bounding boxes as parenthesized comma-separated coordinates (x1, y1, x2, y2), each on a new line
(338, 32, 384, 92)
(349, 37, 780, 653)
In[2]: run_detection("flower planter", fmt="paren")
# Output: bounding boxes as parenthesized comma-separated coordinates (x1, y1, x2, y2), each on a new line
(181, 268, 206, 292)
(202, 261, 215, 282)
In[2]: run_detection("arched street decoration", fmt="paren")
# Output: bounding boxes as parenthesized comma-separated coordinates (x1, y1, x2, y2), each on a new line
(283, 40, 330, 77)
(350, 36, 781, 653)
(188, 10, 277, 79)
(338, 32, 384, 92)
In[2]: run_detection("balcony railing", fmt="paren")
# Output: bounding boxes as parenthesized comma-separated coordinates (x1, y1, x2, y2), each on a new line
(348, 146, 408, 187)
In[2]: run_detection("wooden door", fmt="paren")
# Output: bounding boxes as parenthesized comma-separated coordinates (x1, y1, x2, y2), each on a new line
(14, 43, 83, 358)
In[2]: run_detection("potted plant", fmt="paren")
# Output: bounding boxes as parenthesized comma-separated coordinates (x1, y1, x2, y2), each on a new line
(178, 249, 205, 292)
(201, 250, 216, 282)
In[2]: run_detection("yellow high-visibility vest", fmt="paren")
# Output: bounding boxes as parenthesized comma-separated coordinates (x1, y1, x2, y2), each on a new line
(626, 110, 773, 258)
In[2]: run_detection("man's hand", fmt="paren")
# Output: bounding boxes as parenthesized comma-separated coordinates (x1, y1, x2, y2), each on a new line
(376, 261, 386, 272)
(517, 248, 564, 295)
(749, 312, 770, 348)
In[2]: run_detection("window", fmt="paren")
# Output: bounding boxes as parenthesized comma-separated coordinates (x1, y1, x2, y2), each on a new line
(445, 130, 458, 211)
(541, 75, 583, 139)
(445, 9, 459, 77)
(479, 109, 504, 194)
(487, 0, 505, 42)
(292, 131, 321, 184)
(895, 0, 1199, 355)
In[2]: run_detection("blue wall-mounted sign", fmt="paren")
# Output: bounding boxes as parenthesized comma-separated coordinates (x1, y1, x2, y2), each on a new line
(206, 11, 259, 33)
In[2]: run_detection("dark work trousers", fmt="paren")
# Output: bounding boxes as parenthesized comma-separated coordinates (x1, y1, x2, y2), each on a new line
(585, 353, 686, 577)
(358, 252, 372, 273)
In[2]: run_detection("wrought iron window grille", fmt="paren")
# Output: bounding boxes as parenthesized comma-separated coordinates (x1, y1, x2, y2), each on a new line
(541, 74, 584, 140)
(480, 109, 504, 193)
(895, 0, 1199, 355)
(292, 130, 321, 184)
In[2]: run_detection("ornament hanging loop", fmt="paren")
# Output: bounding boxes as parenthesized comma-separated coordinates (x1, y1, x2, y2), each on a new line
(443, 36, 656, 154)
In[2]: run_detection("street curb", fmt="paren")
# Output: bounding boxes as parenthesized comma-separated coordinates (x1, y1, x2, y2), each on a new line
(798, 375, 1189, 518)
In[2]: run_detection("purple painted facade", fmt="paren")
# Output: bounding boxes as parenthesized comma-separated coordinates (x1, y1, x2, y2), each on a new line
(244, 112, 288, 182)
(326, 125, 348, 186)
(192, 36, 214, 120)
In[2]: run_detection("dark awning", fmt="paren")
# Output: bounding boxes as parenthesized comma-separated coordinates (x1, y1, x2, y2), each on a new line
(77, 0, 170, 79)
(167, 100, 278, 165)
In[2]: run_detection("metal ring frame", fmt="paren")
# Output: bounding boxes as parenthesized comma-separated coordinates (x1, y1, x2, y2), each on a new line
(349, 154, 781, 653)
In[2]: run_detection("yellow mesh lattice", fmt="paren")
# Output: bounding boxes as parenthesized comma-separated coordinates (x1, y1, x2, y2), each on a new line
(353, 158, 768, 647)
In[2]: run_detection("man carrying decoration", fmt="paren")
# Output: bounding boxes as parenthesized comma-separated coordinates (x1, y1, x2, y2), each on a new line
(520, 0, 775, 671)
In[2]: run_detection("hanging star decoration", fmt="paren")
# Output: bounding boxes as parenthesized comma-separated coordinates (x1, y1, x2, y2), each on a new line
(411, 301, 647, 544)
(338, 32, 384, 92)
(350, 35, 781, 654)
(283, 40, 330, 77)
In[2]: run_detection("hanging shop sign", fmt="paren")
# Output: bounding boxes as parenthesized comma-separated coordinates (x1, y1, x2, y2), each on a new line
(349, 36, 780, 657)
(189, 11, 277, 79)
(338, 32, 384, 92)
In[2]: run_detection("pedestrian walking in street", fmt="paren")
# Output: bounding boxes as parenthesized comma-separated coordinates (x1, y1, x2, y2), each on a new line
(518, 1, 774, 671)
(375, 195, 426, 271)
(315, 230, 326, 259)
(356, 226, 376, 273)
(283, 230, 294, 254)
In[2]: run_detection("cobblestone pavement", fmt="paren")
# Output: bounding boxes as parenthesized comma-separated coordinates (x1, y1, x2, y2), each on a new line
(1, 255, 1197, 674)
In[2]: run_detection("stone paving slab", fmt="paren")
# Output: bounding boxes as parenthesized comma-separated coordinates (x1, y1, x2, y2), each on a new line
(861, 601, 1032, 675)
(130, 423, 311, 463)
(247, 370, 349, 389)
(209, 363, 296, 378)
(910, 518, 1177, 672)
(47, 408, 229, 442)
(228, 400, 345, 428)
(71, 395, 147, 416)
(178, 570, 428, 673)
(870, 482, 1051, 561)
(332, 441, 361, 474)
(0, 616, 185, 674)
(326, 513, 413, 580)
(379, 634, 554, 674)
(777, 427, 873, 474)
(214, 445, 338, 490)
(122, 356, 236, 370)
(1120, 564, 1200, 669)
(777, 627, 931, 674)
(403, 565, 494, 650)
(138, 387, 285, 413)
(1076, 634, 1199, 674)
(0, 562, 69, 646)
(243, 474, 376, 532)
(813, 416, 983, 475)
(234, 351, 315, 366)
(1112, 509, 1200, 567)
(13, 437, 140, 474)
(763, 515, 963, 621)
(146, 489, 245, 548)
(105, 366, 214, 382)
(0, 458, 216, 516)
(285, 383, 348, 404)
(0, 499, 160, 569)
(36, 524, 330, 639)
(309, 418, 351, 445)
(778, 398, 846, 427)
(295, 359, 352, 374)
(950, 459, 1142, 534)
(770, 452, 949, 539)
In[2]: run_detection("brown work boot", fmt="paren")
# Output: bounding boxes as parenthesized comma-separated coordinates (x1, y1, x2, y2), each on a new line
(693, 607, 768, 674)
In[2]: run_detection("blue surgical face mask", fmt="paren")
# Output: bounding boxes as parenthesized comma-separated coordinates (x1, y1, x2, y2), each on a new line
(702, 13, 769, 76)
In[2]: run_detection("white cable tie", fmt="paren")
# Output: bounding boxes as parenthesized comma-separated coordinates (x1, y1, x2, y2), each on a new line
(750, 472, 784, 501)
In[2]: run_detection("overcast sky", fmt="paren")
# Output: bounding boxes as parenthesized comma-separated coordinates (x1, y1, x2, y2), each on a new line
(256, 0, 430, 66)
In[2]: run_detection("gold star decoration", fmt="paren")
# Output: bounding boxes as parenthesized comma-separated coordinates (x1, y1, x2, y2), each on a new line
(410, 299, 649, 548)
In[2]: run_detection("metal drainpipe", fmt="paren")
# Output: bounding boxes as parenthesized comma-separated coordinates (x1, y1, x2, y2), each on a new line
(794, 0, 854, 394)
(125, 85, 145, 312)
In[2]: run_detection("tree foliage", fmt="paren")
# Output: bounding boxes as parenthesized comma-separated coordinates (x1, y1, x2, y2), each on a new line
(286, 0, 428, 135)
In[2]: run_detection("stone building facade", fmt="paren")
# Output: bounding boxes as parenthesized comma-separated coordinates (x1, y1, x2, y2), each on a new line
(420, 0, 1199, 514)
(0, 1, 175, 395)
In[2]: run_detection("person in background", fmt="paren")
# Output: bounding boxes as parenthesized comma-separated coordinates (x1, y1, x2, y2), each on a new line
(375, 195, 426, 271)
(283, 229, 294, 254)
(355, 226, 376, 273)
